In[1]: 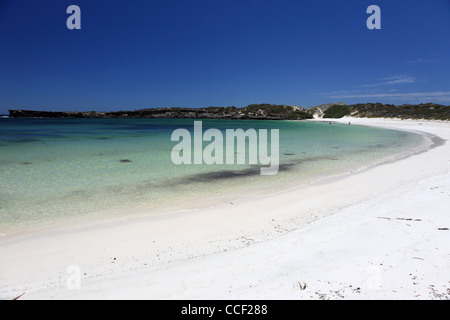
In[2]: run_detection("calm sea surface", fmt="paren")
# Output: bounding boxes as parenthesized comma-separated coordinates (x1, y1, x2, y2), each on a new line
(0, 118, 428, 234)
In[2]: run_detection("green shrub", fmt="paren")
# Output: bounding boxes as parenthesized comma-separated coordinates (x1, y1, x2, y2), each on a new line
(323, 104, 350, 118)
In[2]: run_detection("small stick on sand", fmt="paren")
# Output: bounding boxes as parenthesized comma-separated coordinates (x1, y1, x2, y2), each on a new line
(12, 292, 25, 300)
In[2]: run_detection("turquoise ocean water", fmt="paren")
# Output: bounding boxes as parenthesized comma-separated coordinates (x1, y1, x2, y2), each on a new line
(0, 118, 428, 235)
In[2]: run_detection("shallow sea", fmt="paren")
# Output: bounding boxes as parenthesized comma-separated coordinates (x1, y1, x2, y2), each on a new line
(0, 118, 429, 234)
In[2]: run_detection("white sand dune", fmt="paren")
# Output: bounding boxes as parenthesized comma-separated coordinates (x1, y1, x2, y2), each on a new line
(0, 118, 449, 300)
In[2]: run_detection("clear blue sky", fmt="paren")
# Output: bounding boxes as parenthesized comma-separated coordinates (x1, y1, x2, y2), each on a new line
(0, 0, 449, 113)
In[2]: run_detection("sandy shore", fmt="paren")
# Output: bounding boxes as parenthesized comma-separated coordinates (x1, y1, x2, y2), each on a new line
(0, 117, 449, 300)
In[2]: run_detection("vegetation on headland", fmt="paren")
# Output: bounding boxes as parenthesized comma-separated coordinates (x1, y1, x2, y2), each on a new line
(322, 104, 351, 118)
(306, 103, 450, 120)
(8, 104, 313, 120)
(8, 103, 450, 120)
(244, 104, 312, 120)
(346, 103, 450, 120)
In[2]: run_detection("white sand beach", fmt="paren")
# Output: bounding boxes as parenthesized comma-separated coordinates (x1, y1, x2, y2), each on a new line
(0, 118, 449, 300)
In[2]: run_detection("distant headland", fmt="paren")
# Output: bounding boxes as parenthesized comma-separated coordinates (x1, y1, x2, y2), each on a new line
(8, 102, 450, 120)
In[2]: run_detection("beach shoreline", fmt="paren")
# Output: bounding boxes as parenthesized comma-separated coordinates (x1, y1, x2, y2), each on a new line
(0, 117, 449, 300)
